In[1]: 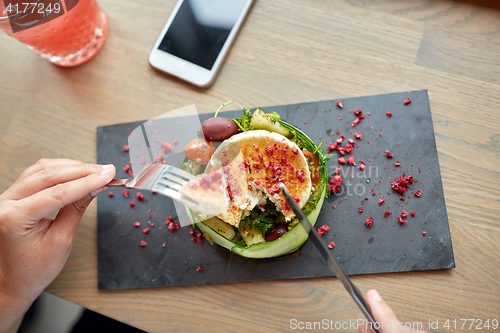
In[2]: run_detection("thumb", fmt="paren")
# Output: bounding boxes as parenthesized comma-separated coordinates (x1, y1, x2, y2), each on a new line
(362, 289, 401, 332)
(50, 187, 106, 239)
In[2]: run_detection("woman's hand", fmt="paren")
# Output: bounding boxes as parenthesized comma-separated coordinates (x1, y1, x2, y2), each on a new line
(0, 159, 115, 333)
(359, 290, 428, 333)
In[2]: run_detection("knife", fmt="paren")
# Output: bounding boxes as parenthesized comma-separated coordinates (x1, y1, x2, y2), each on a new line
(278, 183, 380, 333)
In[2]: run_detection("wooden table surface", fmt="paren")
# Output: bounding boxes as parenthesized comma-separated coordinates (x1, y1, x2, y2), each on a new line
(1, 0, 499, 332)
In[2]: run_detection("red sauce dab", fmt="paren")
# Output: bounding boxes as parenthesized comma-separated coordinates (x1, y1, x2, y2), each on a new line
(365, 217, 374, 227)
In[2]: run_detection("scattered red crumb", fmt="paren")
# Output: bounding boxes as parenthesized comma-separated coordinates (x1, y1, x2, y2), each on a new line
(415, 189, 422, 197)
(395, 161, 401, 167)
(173, 139, 178, 145)
(401, 210, 408, 219)
(346, 156, 356, 166)
(168, 221, 179, 231)
(365, 217, 374, 227)
(133, 221, 140, 227)
(191, 237, 196, 243)
(384, 151, 394, 158)
(360, 164, 366, 171)
(348, 138, 355, 145)
(386, 111, 392, 117)
(123, 145, 129, 152)
(328, 241, 335, 249)
(161, 141, 172, 153)
(384, 210, 392, 218)
(422, 231, 427, 237)
(122, 189, 129, 198)
(129, 201, 135, 208)
(316, 225, 330, 237)
(398, 216, 406, 224)
(411, 211, 416, 217)
(390, 173, 413, 195)
(140, 241, 147, 247)
(143, 228, 149, 234)
(345, 144, 353, 154)
(354, 132, 362, 140)
(196, 266, 203, 272)
(303, 121, 307, 124)
(379, 198, 385, 206)
(333, 205, 336, 209)
(108, 192, 114, 197)
(359, 206, 363, 213)
(328, 143, 337, 153)
(337, 101, 343, 108)
(136, 192, 144, 201)
(123, 164, 130, 173)
(404, 98, 411, 105)
(189, 229, 195, 235)
(338, 147, 345, 155)
(354, 109, 362, 116)
(338, 157, 346, 164)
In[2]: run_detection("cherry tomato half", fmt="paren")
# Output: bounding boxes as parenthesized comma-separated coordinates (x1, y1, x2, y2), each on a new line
(302, 149, 320, 186)
(184, 139, 216, 165)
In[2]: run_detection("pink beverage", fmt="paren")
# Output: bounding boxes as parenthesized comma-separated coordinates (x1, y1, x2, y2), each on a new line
(0, 0, 108, 66)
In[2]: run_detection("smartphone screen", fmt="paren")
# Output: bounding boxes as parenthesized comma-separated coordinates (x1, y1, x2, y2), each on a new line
(158, 0, 249, 71)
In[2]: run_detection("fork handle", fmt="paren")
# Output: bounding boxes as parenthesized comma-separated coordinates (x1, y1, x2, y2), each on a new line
(107, 179, 128, 187)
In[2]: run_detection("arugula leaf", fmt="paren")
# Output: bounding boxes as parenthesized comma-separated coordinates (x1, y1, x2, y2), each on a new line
(231, 107, 254, 132)
(267, 111, 280, 121)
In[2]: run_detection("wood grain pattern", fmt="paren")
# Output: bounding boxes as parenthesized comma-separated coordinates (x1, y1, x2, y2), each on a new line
(0, 0, 499, 332)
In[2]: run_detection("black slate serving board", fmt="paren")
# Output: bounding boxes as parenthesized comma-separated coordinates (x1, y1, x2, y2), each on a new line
(97, 90, 454, 290)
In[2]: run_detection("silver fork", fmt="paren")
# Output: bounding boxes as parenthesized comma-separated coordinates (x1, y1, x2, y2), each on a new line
(107, 163, 196, 206)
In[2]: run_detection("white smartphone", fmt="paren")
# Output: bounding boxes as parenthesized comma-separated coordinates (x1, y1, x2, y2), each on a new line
(149, 0, 253, 88)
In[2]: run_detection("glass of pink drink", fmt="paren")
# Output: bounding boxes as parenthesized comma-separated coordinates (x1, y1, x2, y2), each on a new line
(0, 0, 108, 66)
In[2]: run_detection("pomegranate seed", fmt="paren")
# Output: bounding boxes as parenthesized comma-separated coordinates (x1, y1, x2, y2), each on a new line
(365, 217, 374, 227)
(140, 241, 147, 247)
(386, 111, 392, 117)
(404, 98, 411, 105)
(422, 231, 427, 237)
(328, 241, 335, 249)
(336, 101, 343, 108)
(415, 189, 422, 197)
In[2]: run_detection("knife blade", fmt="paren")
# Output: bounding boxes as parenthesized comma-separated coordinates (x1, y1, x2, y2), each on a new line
(278, 183, 380, 333)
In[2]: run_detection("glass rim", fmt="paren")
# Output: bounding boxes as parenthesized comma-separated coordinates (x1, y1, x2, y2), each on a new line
(0, 0, 56, 22)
